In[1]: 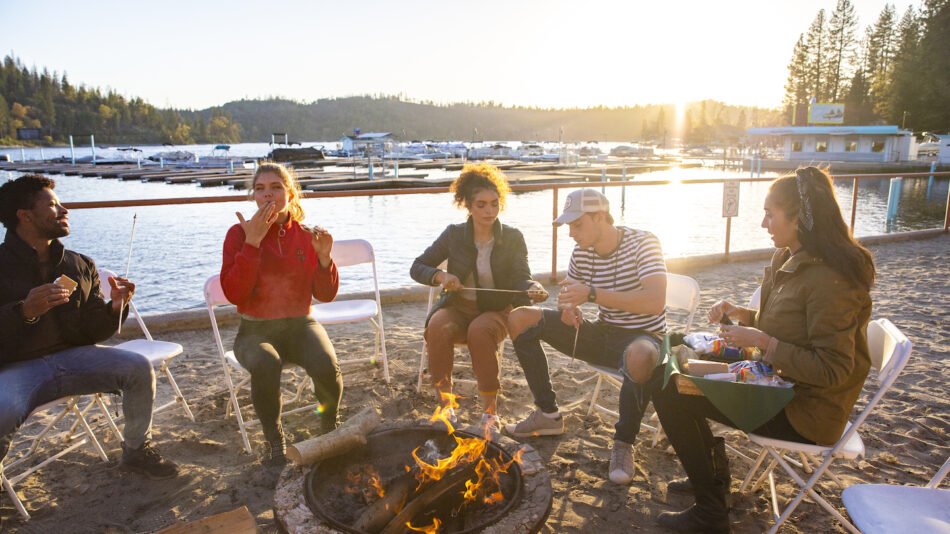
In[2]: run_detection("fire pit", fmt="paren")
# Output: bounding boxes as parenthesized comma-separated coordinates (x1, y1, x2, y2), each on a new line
(275, 420, 552, 534)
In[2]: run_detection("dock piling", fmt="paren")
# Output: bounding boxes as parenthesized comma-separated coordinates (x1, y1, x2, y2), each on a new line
(70, 135, 75, 165)
(601, 167, 606, 194)
(886, 177, 902, 227)
(91, 135, 96, 165)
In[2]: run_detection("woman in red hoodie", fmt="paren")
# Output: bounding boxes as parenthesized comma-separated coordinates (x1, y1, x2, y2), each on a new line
(220, 162, 341, 464)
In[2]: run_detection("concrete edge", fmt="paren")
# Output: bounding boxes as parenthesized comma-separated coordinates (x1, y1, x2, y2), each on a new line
(121, 228, 946, 337)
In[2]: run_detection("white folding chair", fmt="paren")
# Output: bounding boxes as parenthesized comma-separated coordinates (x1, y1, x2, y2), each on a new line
(842, 454, 950, 533)
(738, 318, 913, 533)
(204, 274, 321, 454)
(1, 397, 110, 520)
(99, 268, 194, 422)
(308, 239, 389, 383)
(585, 273, 700, 443)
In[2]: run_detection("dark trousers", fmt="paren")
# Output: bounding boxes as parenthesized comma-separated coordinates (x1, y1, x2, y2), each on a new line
(651, 378, 812, 511)
(512, 308, 662, 444)
(234, 316, 342, 442)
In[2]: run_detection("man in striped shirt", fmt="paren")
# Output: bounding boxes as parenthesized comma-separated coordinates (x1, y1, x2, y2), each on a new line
(505, 189, 667, 486)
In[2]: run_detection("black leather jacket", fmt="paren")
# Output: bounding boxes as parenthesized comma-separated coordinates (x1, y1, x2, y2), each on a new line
(410, 217, 535, 324)
(0, 231, 127, 365)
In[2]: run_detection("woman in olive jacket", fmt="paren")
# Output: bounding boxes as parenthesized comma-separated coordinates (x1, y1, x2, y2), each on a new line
(411, 164, 547, 430)
(652, 166, 876, 533)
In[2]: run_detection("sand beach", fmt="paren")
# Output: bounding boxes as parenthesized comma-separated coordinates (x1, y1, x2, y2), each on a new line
(2, 232, 948, 534)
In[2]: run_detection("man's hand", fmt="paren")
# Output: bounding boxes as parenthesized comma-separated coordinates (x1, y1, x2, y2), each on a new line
(236, 202, 278, 248)
(108, 276, 135, 314)
(21, 283, 71, 319)
(557, 278, 590, 309)
(560, 306, 582, 327)
(708, 300, 743, 324)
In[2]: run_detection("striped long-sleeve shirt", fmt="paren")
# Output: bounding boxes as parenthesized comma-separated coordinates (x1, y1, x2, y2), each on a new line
(568, 226, 667, 334)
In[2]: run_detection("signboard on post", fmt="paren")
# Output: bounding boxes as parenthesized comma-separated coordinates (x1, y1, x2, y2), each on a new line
(722, 181, 739, 218)
(808, 103, 845, 124)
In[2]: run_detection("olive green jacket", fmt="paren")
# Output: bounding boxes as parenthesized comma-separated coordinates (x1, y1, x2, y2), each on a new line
(756, 249, 871, 446)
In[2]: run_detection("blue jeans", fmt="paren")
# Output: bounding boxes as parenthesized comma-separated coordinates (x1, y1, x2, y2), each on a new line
(0, 346, 156, 459)
(512, 308, 662, 444)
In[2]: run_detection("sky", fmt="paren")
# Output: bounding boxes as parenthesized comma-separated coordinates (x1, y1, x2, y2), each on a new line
(1, 0, 916, 111)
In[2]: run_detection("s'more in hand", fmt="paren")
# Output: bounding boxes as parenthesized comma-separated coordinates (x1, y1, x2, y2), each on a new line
(55, 274, 79, 294)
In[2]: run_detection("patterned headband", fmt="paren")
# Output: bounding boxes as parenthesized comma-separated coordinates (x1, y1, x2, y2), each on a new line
(795, 170, 814, 231)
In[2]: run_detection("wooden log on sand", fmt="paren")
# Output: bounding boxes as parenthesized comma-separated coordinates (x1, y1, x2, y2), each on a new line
(286, 405, 381, 466)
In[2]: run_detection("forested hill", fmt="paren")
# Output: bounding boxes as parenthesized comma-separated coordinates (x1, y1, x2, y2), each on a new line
(1, 53, 781, 146)
(215, 96, 779, 144)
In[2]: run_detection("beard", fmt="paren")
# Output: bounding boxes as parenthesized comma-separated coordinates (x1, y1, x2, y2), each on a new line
(39, 219, 70, 239)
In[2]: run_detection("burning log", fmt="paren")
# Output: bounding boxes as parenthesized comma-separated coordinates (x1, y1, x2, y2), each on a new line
(286, 405, 381, 466)
(379, 462, 479, 534)
(352, 471, 415, 533)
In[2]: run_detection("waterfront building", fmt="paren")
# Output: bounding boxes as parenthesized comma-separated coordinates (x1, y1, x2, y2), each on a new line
(746, 125, 915, 163)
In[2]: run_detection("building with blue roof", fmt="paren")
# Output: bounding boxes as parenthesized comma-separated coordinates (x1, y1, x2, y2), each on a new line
(746, 125, 915, 162)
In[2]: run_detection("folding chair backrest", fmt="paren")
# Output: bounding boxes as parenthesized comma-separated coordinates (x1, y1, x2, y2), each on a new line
(749, 286, 761, 309)
(666, 273, 700, 333)
(330, 239, 374, 267)
(99, 267, 153, 341)
(830, 318, 911, 456)
(203, 275, 231, 363)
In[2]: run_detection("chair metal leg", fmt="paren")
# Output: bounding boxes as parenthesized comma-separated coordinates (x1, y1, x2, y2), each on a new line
(70, 404, 108, 462)
(94, 394, 124, 442)
(417, 340, 428, 393)
(160, 362, 195, 421)
(740, 448, 769, 492)
(2, 464, 30, 520)
(587, 375, 604, 416)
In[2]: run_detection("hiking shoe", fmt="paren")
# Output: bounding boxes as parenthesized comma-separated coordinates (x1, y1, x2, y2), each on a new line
(261, 440, 287, 467)
(320, 413, 340, 435)
(609, 439, 635, 484)
(504, 409, 565, 438)
(120, 441, 179, 480)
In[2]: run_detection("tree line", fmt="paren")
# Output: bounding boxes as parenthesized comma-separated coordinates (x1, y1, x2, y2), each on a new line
(783, 0, 950, 131)
(0, 53, 782, 147)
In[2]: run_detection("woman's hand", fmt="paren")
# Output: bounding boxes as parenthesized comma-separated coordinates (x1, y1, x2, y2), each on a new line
(718, 324, 772, 351)
(527, 281, 549, 303)
(708, 300, 744, 324)
(307, 225, 333, 267)
(236, 202, 278, 248)
(435, 271, 463, 291)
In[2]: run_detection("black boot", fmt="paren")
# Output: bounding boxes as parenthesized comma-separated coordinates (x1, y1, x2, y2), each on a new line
(668, 437, 730, 495)
(658, 479, 730, 533)
(320, 412, 340, 435)
(261, 424, 287, 466)
(120, 440, 179, 480)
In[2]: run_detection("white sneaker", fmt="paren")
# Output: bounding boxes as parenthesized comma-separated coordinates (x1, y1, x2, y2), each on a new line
(481, 413, 502, 433)
(504, 409, 565, 438)
(609, 439, 635, 484)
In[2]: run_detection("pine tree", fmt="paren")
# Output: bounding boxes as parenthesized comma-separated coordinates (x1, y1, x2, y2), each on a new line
(783, 34, 811, 110)
(917, 0, 950, 130)
(827, 0, 859, 101)
(805, 10, 829, 101)
(878, 6, 921, 126)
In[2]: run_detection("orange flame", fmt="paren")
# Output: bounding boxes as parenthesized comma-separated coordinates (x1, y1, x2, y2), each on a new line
(406, 517, 441, 533)
(429, 392, 461, 435)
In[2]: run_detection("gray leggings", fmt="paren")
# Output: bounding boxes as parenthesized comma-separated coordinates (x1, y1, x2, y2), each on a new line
(234, 316, 342, 442)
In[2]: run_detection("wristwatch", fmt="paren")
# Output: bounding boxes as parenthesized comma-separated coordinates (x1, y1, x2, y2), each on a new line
(14, 300, 39, 324)
(587, 286, 597, 303)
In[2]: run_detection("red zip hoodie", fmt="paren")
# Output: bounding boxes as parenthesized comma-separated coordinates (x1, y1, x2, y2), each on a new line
(221, 218, 339, 319)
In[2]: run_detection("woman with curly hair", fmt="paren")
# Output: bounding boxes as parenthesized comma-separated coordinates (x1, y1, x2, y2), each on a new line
(411, 163, 547, 430)
(220, 162, 342, 465)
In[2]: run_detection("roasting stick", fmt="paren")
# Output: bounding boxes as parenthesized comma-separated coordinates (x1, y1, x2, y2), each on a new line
(117, 214, 137, 334)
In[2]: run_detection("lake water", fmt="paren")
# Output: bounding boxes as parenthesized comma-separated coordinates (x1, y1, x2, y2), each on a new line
(2, 143, 947, 314)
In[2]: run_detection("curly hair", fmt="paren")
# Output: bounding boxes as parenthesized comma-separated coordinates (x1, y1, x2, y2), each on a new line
(450, 163, 511, 211)
(0, 174, 56, 230)
(250, 162, 305, 222)
(769, 166, 875, 291)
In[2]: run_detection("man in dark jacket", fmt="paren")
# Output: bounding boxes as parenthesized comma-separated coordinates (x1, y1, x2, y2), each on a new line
(0, 174, 177, 480)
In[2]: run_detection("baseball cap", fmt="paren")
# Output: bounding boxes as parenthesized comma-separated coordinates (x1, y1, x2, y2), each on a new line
(553, 189, 610, 225)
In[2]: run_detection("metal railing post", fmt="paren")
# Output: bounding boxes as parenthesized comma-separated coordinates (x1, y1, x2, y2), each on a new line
(850, 178, 859, 236)
(551, 187, 559, 282)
